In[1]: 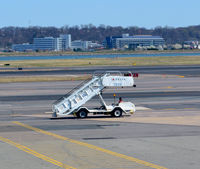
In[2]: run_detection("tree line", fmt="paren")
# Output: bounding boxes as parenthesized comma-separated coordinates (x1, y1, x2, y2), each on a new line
(0, 24, 200, 48)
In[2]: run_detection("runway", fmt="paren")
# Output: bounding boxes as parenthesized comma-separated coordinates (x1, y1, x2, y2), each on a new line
(0, 65, 200, 169)
(1, 65, 200, 77)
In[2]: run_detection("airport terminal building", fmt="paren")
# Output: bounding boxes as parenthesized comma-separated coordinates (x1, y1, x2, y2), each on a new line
(105, 34, 165, 49)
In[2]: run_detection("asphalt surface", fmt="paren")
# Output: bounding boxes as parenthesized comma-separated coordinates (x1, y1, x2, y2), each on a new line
(0, 65, 200, 169)
(1, 65, 200, 77)
(1, 91, 200, 101)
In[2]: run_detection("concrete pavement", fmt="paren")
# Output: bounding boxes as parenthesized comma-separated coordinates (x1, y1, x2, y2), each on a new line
(0, 66, 200, 169)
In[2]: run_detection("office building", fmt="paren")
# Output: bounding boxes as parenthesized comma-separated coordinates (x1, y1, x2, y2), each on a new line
(33, 34, 71, 51)
(34, 37, 58, 51)
(105, 34, 165, 49)
(59, 34, 71, 50)
(12, 43, 35, 52)
(105, 36, 122, 49)
(71, 40, 89, 50)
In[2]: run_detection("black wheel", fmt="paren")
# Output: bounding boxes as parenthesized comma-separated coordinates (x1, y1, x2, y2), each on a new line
(111, 109, 122, 117)
(77, 109, 88, 118)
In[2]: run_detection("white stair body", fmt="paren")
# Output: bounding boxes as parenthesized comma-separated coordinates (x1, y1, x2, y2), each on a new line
(52, 72, 134, 116)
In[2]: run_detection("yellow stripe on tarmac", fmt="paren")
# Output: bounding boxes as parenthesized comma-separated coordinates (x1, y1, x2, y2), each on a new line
(176, 75, 185, 78)
(13, 121, 168, 169)
(0, 136, 76, 169)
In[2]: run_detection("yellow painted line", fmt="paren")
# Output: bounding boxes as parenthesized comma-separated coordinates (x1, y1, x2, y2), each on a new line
(13, 121, 168, 169)
(176, 75, 185, 78)
(0, 136, 76, 169)
(184, 108, 194, 110)
(167, 86, 173, 89)
(160, 86, 174, 89)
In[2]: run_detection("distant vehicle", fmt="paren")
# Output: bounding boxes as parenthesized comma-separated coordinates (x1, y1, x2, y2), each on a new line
(52, 71, 138, 118)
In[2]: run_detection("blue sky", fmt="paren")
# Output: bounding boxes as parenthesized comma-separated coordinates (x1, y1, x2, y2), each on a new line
(0, 0, 200, 28)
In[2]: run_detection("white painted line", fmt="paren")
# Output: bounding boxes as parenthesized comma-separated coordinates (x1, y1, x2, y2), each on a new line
(136, 106, 151, 110)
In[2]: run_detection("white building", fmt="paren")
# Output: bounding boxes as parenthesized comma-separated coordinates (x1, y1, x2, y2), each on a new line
(59, 34, 71, 50)
(88, 41, 103, 49)
(12, 34, 92, 52)
(71, 40, 89, 51)
(33, 34, 71, 51)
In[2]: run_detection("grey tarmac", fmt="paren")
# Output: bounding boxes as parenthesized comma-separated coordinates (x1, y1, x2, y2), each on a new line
(0, 66, 200, 169)
(1, 65, 200, 77)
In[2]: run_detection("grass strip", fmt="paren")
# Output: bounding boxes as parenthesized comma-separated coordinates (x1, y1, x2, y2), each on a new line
(1, 56, 200, 68)
(1, 49, 200, 56)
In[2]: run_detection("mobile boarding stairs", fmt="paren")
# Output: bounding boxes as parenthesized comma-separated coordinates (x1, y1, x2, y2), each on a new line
(52, 71, 138, 118)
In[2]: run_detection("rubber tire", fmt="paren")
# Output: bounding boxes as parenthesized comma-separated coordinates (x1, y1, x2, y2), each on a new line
(111, 109, 122, 117)
(77, 110, 88, 118)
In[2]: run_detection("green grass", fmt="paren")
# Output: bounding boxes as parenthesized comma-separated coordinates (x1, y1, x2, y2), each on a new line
(1, 49, 200, 57)
(1, 55, 200, 68)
